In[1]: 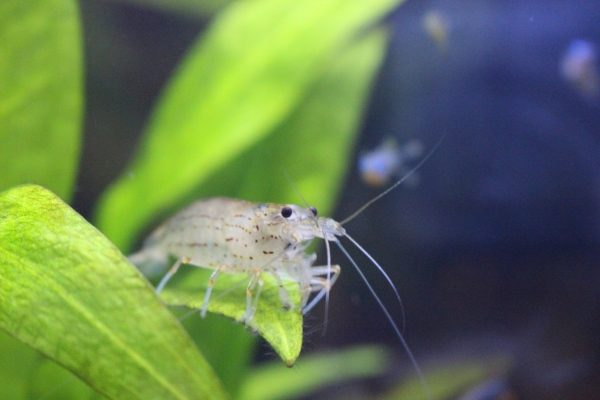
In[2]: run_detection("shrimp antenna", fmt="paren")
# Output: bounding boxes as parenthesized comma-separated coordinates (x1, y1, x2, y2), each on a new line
(341, 134, 445, 225)
(280, 167, 310, 206)
(335, 240, 432, 400)
(280, 167, 333, 335)
(344, 232, 405, 331)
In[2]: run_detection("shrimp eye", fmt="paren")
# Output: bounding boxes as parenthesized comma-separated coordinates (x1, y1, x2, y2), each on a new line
(309, 206, 318, 216)
(281, 206, 293, 218)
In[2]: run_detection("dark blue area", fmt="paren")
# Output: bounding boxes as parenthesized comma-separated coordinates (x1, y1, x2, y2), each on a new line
(329, 2, 600, 398)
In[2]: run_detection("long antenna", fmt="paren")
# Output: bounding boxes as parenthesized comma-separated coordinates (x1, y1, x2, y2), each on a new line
(344, 232, 405, 331)
(335, 241, 432, 400)
(341, 134, 445, 225)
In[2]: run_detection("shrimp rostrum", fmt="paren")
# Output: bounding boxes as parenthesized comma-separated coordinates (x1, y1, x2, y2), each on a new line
(129, 197, 345, 322)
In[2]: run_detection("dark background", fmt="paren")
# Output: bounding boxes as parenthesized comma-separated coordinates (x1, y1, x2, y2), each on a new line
(74, 1, 600, 398)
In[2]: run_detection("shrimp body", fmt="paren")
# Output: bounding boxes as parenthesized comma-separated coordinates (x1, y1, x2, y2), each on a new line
(129, 197, 343, 320)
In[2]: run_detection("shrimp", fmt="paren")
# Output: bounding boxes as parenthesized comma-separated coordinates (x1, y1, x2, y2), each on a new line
(128, 137, 443, 400)
(129, 198, 342, 322)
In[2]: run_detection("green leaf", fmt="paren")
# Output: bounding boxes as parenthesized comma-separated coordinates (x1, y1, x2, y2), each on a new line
(383, 357, 511, 400)
(0, 185, 227, 400)
(0, 330, 38, 400)
(161, 268, 302, 367)
(95, 0, 403, 252)
(206, 27, 392, 214)
(0, 331, 97, 400)
(237, 345, 391, 400)
(176, 313, 255, 400)
(29, 357, 102, 400)
(0, 0, 83, 202)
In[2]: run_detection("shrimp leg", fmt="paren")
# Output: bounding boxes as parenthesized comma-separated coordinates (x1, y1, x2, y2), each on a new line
(155, 259, 242, 321)
(302, 264, 341, 314)
(201, 265, 227, 317)
(267, 268, 292, 311)
(155, 256, 193, 293)
(243, 269, 264, 324)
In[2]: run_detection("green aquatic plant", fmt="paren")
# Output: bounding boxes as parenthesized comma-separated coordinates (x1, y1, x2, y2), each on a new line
(1, 1, 509, 398)
(0, 0, 414, 398)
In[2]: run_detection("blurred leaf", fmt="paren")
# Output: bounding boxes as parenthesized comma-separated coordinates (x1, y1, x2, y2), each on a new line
(29, 358, 103, 400)
(104, 0, 233, 17)
(0, 185, 227, 400)
(383, 357, 511, 400)
(204, 28, 391, 213)
(237, 345, 391, 400)
(95, 0, 403, 252)
(0, 331, 99, 400)
(176, 312, 255, 400)
(0, 331, 38, 400)
(0, 0, 83, 202)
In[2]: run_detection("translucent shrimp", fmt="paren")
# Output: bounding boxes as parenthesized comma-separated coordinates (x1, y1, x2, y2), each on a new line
(129, 138, 442, 400)
(129, 198, 342, 322)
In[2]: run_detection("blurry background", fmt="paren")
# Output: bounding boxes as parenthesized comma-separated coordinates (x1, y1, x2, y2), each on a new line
(73, 0, 600, 398)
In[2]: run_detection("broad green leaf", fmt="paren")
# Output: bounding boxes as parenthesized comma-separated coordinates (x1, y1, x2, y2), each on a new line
(95, 0, 403, 252)
(0, 0, 83, 202)
(144, 28, 390, 368)
(237, 345, 391, 400)
(0, 185, 227, 400)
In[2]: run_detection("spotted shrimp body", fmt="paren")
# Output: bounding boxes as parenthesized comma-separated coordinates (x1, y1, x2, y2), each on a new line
(129, 197, 343, 321)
